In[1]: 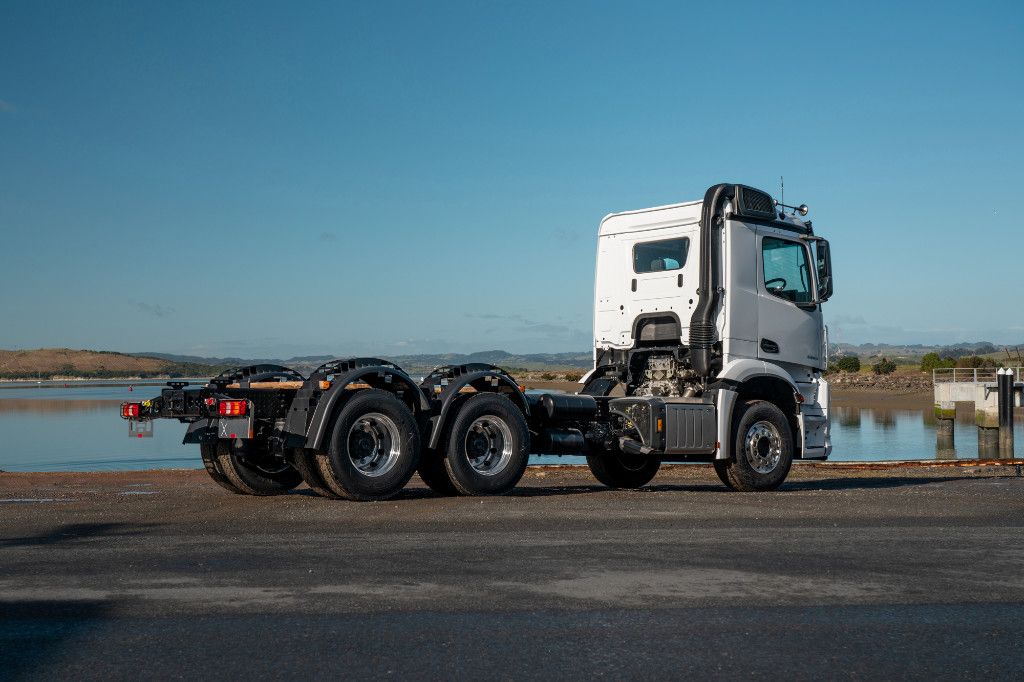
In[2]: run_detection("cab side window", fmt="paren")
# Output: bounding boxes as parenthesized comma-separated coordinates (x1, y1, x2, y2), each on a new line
(633, 238, 689, 273)
(762, 237, 812, 303)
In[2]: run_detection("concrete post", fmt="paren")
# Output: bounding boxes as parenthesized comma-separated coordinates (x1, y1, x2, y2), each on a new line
(999, 368, 1015, 455)
(934, 400, 955, 449)
(976, 381, 1000, 457)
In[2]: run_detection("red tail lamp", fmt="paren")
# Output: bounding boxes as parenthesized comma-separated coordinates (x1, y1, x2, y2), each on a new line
(218, 400, 247, 416)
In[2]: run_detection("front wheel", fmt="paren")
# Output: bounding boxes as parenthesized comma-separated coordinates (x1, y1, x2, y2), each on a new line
(715, 399, 794, 492)
(585, 452, 660, 489)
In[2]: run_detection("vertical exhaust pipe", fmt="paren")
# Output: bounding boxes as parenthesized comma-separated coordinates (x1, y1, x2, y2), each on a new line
(689, 184, 735, 378)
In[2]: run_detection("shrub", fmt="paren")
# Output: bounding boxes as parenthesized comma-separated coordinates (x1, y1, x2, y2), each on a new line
(955, 355, 997, 369)
(872, 357, 897, 375)
(540, 372, 557, 381)
(920, 352, 956, 372)
(833, 356, 861, 373)
(563, 372, 583, 382)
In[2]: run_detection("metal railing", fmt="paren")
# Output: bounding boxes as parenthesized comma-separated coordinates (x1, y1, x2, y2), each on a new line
(932, 367, 1022, 384)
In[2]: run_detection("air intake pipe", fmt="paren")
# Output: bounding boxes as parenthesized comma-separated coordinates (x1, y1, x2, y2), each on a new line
(688, 183, 735, 378)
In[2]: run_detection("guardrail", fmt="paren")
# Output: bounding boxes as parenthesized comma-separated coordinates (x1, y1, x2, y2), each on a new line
(933, 367, 1022, 384)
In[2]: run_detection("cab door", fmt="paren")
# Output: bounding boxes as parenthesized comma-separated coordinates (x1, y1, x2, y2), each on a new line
(755, 231, 824, 369)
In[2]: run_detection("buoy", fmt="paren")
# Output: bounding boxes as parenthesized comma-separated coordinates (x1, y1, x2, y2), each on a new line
(129, 385, 133, 392)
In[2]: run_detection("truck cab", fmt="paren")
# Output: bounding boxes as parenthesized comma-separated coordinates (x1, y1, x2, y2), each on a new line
(584, 183, 834, 490)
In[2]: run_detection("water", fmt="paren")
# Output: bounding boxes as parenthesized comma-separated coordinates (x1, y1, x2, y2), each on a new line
(0, 384, 1021, 472)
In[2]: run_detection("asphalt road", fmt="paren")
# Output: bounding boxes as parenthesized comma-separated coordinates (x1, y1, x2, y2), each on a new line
(2, 463, 1023, 680)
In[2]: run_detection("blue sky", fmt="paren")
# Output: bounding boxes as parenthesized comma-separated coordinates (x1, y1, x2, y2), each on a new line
(1, 1, 1022, 358)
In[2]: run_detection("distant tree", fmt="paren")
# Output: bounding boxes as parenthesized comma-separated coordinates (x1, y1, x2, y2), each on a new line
(921, 353, 956, 372)
(955, 355, 994, 369)
(920, 353, 941, 372)
(872, 357, 897, 375)
(833, 356, 861, 373)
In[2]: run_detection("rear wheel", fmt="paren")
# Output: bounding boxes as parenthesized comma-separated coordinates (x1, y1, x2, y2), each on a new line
(199, 443, 244, 494)
(292, 448, 343, 499)
(715, 399, 793, 492)
(417, 449, 460, 496)
(443, 393, 529, 496)
(213, 440, 303, 495)
(316, 389, 420, 501)
(586, 452, 660, 489)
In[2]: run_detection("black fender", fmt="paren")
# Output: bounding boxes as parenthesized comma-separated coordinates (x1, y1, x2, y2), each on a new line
(209, 364, 305, 389)
(420, 364, 529, 450)
(285, 358, 429, 451)
(182, 419, 216, 444)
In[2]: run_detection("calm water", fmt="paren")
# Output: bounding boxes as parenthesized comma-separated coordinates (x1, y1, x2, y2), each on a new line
(0, 384, 1021, 472)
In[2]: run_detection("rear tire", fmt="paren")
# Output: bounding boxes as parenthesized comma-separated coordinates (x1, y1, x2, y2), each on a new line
(317, 389, 420, 501)
(199, 443, 244, 494)
(417, 449, 460, 496)
(292, 448, 343, 499)
(443, 393, 529, 496)
(213, 440, 303, 495)
(716, 399, 793, 492)
(586, 452, 660, 489)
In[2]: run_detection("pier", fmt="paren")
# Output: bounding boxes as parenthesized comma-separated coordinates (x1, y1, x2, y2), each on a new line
(933, 367, 1022, 456)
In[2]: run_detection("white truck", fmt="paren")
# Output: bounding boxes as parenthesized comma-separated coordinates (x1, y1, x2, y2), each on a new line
(122, 182, 833, 499)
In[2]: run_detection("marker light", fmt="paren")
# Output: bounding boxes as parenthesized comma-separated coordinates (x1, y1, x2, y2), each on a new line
(121, 403, 141, 418)
(218, 400, 247, 416)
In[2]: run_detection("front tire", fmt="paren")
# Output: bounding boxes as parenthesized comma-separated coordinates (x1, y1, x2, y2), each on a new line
(442, 393, 529, 496)
(316, 389, 420, 501)
(716, 399, 794, 492)
(585, 452, 660, 489)
(212, 440, 303, 495)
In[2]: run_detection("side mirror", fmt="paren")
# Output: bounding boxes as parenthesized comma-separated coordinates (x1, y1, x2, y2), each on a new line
(815, 240, 834, 302)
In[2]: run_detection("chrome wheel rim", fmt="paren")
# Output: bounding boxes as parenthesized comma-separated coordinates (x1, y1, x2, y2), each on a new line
(347, 412, 401, 477)
(464, 416, 514, 476)
(743, 421, 783, 474)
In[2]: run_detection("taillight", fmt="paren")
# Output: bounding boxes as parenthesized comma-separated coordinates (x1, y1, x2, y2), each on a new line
(218, 400, 247, 416)
(121, 403, 141, 418)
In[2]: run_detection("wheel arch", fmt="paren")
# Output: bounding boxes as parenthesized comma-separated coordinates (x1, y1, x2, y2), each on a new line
(714, 360, 801, 460)
(297, 358, 429, 451)
(421, 364, 529, 450)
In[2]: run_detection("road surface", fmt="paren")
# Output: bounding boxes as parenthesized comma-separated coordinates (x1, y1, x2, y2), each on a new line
(2, 463, 1023, 679)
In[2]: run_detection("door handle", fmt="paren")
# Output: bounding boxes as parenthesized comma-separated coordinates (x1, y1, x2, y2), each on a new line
(631, 278, 637, 292)
(760, 338, 780, 354)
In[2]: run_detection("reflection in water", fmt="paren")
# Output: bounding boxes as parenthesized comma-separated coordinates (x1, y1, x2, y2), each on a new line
(871, 411, 896, 430)
(830, 407, 1024, 462)
(0, 399, 120, 415)
(835, 407, 861, 429)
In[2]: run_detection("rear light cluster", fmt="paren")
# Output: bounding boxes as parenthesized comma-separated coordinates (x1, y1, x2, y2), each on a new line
(218, 400, 248, 416)
(121, 403, 141, 418)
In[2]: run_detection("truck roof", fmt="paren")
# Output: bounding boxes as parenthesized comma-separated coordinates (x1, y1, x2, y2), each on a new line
(599, 198, 812, 236)
(598, 200, 702, 236)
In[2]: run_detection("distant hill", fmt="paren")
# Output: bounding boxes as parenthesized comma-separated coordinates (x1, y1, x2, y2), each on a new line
(0, 349, 229, 380)
(133, 349, 592, 376)
(832, 341, 1024, 363)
